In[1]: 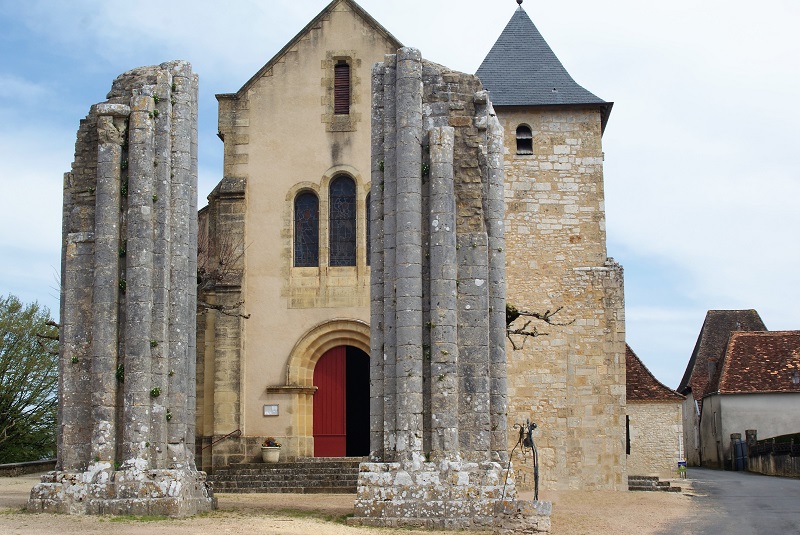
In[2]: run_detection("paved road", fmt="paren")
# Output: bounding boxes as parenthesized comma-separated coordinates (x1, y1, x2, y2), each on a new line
(657, 467, 800, 535)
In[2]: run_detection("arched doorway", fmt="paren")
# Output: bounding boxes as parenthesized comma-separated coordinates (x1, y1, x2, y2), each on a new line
(313, 345, 369, 457)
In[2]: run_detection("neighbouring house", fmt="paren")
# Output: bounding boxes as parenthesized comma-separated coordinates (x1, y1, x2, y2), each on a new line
(677, 309, 766, 465)
(197, 0, 626, 491)
(698, 331, 800, 469)
(626, 345, 685, 479)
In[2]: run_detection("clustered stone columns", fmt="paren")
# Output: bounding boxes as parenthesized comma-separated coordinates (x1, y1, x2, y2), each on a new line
(28, 61, 215, 517)
(351, 47, 550, 534)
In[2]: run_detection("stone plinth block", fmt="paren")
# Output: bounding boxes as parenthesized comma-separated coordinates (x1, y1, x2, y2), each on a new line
(28, 465, 215, 517)
(494, 499, 552, 534)
(349, 460, 549, 533)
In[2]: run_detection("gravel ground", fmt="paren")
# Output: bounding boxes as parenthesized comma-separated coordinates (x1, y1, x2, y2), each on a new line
(0, 474, 697, 535)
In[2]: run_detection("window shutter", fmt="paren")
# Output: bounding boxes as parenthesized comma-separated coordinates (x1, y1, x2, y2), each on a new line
(516, 125, 533, 155)
(334, 63, 350, 115)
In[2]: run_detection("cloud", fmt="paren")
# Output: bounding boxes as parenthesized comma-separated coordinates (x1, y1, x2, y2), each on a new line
(0, 127, 66, 255)
(0, 73, 52, 103)
(0, 0, 798, 387)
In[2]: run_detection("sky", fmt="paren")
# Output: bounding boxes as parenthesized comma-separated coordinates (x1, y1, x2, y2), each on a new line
(0, 0, 798, 390)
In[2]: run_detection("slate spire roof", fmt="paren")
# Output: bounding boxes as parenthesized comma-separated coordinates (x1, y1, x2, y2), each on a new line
(476, 6, 612, 130)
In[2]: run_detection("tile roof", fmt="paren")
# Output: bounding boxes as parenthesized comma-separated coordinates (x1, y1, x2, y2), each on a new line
(717, 331, 800, 394)
(626, 345, 685, 402)
(678, 310, 766, 402)
(475, 7, 612, 130)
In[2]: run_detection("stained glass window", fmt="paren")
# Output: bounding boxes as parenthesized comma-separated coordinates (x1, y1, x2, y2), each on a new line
(294, 191, 319, 267)
(365, 193, 371, 266)
(329, 175, 356, 266)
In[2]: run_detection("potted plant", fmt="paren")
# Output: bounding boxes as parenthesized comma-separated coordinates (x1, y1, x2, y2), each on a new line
(261, 437, 281, 463)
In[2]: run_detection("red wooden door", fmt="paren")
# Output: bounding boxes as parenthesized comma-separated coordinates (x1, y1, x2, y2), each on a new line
(313, 347, 347, 456)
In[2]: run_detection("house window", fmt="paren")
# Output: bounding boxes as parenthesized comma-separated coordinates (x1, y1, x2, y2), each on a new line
(329, 175, 356, 266)
(294, 191, 319, 267)
(365, 193, 371, 266)
(516, 124, 533, 155)
(334, 61, 350, 115)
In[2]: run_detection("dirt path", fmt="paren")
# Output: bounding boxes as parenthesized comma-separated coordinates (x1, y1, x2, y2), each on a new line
(0, 474, 697, 534)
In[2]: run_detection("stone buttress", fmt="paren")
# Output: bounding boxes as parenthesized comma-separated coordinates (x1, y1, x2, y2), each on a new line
(350, 47, 550, 534)
(28, 61, 215, 517)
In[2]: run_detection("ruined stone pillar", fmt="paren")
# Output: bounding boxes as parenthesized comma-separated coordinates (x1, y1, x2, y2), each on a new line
(123, 93, 157, 463)
(29, 61, 214, 517)
(480, 91, 509, 463)
(90, 105, 128, 464)
(381, 54, 398, 457)
(167, 62, 198, 465)
(352, 48, 550, 533)
(428, 126, 459, 456)
(369, 63, 386, 458)
(394, 47, 424, 460)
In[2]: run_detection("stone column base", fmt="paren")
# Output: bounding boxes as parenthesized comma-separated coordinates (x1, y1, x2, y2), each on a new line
(347, 461, 550, 533)
(27, 463, 216, 517)
(494, 499, 552, 534)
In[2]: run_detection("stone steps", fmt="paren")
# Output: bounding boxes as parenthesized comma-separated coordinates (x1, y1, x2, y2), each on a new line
(628, 475, 681, 493)
(209, 457, 365, 494)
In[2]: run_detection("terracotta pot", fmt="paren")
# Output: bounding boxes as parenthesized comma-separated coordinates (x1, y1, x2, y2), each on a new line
(261, 446, 280, 463)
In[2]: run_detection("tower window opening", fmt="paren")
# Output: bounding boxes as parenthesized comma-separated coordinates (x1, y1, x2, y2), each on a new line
(516, 124, 533, 155)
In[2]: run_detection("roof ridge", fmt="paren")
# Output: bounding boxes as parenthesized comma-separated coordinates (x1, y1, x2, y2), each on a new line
(218, 0, 402, 99)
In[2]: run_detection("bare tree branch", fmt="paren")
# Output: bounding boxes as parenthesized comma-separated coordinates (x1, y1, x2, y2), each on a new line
(505, 303, 574, 350)
(196, 215, 250, 318)
(197, 300, 251, 319)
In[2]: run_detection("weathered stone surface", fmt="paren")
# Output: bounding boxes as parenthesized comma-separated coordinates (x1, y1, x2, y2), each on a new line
(360, 47, 549, 534)
(29, 61, 214, 517)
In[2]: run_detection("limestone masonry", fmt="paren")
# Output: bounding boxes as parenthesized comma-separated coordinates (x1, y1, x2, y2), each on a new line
(28, 61, 215, 517)
(195, 0, 627, 493)
(348, 47, 549, 534)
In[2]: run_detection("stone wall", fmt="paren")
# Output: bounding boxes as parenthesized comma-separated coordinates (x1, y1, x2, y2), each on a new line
(627, 401, 684, 479)
(499, 107, 626, 491)
(28, 61, 215, 517)
(682, 395, 701, 466)
(199, 2, 396, 461)
(196, 177, 247, 470)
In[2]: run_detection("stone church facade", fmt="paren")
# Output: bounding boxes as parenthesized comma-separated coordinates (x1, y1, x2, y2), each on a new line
(197, 0, 626, 491)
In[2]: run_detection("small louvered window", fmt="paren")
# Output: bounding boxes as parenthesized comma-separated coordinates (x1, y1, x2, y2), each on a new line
(334, 61, 351, 115)
(516, 124, 533, 155)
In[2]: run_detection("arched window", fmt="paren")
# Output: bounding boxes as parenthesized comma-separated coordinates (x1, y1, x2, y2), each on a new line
(365, 192, 371, 266)
(294, 191, 319, 267)
(334, 61, 350, 115)
(516, 124, 533, 155)
(329, 175, 356, 266)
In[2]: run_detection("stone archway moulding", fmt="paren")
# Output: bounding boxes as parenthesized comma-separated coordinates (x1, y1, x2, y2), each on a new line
(286, 318, 370, 386)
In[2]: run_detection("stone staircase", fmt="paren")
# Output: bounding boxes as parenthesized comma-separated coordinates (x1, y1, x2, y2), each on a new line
(628, 475, 681, 493)
(209, 457, 365, 494)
